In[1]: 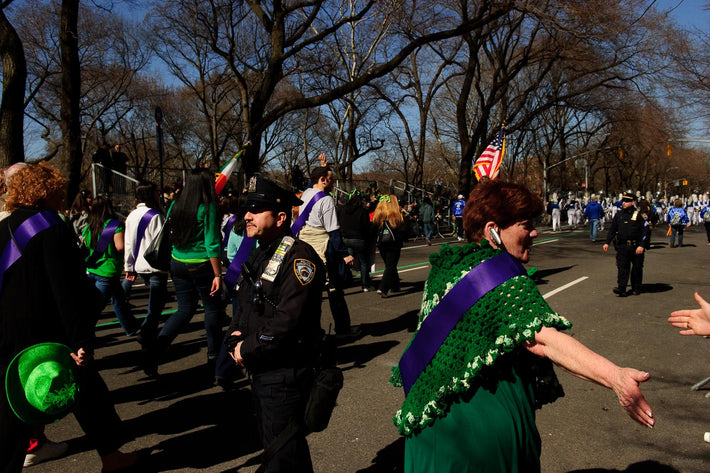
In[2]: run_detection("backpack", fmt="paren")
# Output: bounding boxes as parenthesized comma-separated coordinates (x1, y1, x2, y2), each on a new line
(377, 220, 396, 245)
(669, 210, 682, 226)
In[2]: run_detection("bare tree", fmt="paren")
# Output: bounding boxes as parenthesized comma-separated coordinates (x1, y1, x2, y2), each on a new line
(0, 0, 25, 165)
(148, 0, 512, 177)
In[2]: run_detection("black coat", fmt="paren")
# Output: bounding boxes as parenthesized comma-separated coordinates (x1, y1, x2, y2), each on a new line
(229, 232, 326, 374)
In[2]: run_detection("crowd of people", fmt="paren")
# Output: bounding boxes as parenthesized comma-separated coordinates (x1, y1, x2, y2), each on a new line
(0, 158, 708, 473)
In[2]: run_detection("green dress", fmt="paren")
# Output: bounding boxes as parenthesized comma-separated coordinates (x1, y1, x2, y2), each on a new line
(391, 242, 572, 473)
(404, 351, 541, 472)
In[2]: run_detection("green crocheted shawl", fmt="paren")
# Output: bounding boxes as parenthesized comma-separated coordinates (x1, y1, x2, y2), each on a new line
(390, 240, 572, 436)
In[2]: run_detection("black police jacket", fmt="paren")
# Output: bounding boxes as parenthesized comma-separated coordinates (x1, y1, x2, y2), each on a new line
(229, 232, 325, 373)
(605, 206, 650, 248)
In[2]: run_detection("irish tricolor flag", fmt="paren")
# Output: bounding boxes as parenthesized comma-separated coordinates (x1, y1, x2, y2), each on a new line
(215, 142, 250, 195)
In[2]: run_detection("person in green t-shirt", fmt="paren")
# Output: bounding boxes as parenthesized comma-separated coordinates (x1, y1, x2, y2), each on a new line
(149, 168, 223, 381)
(83, 196, 139, 336)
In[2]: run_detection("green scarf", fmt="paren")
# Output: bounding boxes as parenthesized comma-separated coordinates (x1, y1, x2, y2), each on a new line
(390, 240, 572, 436)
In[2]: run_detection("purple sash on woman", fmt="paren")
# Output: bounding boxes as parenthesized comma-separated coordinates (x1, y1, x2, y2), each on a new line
(0, 210, 64, 291)
(133, 209, 159, 262)
(291, 191, 327, 235)
(398, 252, 526, 395)
(86, 219, 121, 268)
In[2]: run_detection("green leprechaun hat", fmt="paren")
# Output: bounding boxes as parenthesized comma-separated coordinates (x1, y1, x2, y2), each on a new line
(5, 343, 79, 424)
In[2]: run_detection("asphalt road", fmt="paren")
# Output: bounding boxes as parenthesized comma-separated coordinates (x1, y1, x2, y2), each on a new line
(39, 223, 710, 473)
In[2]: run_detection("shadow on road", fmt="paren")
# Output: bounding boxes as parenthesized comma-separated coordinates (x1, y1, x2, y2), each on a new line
(569, 460, 681, 473)
(363, 310, 419, 337)
(532, 265, 577, 286)
(338, 340, 401, 371)
(357, 437, 404, 472)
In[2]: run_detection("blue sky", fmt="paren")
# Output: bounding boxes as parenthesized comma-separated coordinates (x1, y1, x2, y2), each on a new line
(661, 0, 710, 32)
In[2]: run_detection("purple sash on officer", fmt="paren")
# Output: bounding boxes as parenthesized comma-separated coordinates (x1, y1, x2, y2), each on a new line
(222, 214, 237, 249)
(133, 209, 159, 262)
(0, 210, 64, 291)
(398, 252, 526, 395)
(224, 236, 256, 288)
(290, 191, 327, 235)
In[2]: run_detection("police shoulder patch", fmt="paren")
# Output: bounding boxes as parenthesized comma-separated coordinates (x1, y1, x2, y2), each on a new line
(294, 259, 316, 286)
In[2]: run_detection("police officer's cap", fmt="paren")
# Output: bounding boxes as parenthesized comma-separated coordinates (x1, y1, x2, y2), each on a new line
(621, 192, 636, 202)
(244, 174, 302, 211)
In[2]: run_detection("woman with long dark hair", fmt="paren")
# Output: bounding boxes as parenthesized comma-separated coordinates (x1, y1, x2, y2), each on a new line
(151, 168, 223, 378)
(372, 194, 407, 298)
(83, 196, 139, 336)
(123, 182, 168, 376)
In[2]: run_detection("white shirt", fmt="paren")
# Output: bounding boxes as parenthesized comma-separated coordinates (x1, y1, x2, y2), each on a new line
(124, 203, 166, 273)
(298, 187, 340, 232)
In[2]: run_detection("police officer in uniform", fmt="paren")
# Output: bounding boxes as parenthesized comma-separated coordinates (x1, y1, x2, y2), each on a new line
(603, 192, 650, 296)
(227, 175, 325, 473)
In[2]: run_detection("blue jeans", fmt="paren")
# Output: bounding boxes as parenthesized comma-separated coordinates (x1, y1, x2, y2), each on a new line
(343, 238, 372, 288)
(423, 222, 434, 240)
(88, 273, 139, 336)
(670, 225, 685, 247)
(139, 273, 168, 336)
(589, 219, 599, 241)
(159, 260, 223, 360)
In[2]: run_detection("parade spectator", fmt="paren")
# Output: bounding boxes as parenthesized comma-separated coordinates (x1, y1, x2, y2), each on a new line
(111, 144, 129, 193)
(123, 182, 168, 377)
(391, 179, 654, 473)
(297, 165, 359, 338)
(91, 143, 112, 194)
(420, 196, 435, 245)
(373, 194, 407, 298)
(603, 192, 649, 296)
(83, 196, 140, 336)
(68, 189, 92, 243)
(583, 194, 604, 242)
(150, 168, 223, 379)
(337, 190, 375, 292)
(227, 176, 324, 472)
(0, 162, 139, 473)
(666, 198, 690, 248)
(451, 194, 466, 241)
(668, 291, 710, 444)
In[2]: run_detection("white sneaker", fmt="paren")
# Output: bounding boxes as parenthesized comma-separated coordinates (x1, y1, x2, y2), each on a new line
(24, 440, 68, 467)
(704, 432, 710, 443)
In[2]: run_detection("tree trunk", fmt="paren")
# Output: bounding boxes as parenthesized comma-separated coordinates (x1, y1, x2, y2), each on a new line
(0, 8, 26, 166)
(60, 0, 82, 202)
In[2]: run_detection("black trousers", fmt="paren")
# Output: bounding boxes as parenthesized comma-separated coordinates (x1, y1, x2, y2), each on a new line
(326, 286, 351, 335)
(704, 222, 710, 242)
(377, 244, 401, 295)
(251, 367, 314, 473)
(615, 245, 645, 291)
(0, 364, 125, 473)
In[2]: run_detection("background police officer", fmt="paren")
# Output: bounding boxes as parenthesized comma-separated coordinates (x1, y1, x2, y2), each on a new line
(603, 192, 650, 296)
(228, 175, 325, 472)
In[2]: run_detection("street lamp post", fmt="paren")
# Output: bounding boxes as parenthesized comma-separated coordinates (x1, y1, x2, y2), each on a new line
(155, 107, 164, 206)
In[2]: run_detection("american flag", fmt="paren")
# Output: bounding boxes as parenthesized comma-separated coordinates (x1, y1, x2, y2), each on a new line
(473, 128, 505, 180)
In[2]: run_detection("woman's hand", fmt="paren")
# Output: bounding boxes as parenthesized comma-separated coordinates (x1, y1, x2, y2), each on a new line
(668, 292, 710, 336)
(610, 367, 654, 428)
(210, 275, 222, 296)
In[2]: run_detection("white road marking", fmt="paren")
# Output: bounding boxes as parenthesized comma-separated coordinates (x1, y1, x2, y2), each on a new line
(542, 276, 588, 299)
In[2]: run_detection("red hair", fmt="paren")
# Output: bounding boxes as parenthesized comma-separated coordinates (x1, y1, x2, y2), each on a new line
(462, 180, 543, 242)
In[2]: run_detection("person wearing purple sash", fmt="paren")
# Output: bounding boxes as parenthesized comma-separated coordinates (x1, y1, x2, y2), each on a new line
(391, 179, 655, 473)
(123, 182, 168, 376)
(0, 162, 139, 473)
(83, 196, 139, 337)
